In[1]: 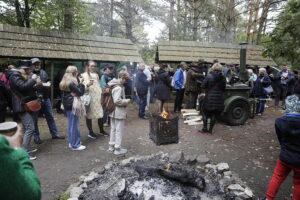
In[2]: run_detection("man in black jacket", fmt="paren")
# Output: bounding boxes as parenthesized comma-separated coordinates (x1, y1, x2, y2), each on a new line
(7, 60, 42, 160)
(135, 63, 150, 119)
(31, 58, 65, 144)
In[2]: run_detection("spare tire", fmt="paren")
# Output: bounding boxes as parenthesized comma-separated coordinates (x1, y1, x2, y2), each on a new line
(225, 100, 250, 126)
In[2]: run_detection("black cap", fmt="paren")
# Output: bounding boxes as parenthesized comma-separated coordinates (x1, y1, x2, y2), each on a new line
(19, 60, 32, 69)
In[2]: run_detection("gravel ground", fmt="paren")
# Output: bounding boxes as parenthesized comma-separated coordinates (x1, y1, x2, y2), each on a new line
(32, 102, 292, 200)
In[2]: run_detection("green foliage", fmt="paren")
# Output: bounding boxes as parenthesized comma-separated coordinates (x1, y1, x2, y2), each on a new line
(140, 44, 156, 65)
(56, 193, 70, 200)
(0, 0, 94, 34)
(262, 0, 300, 69)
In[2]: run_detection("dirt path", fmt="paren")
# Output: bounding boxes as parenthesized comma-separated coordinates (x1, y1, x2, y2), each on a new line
(33, 104, 291, 200)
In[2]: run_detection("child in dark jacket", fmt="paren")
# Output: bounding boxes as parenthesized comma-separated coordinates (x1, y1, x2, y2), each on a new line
(263, 93, 300, 200)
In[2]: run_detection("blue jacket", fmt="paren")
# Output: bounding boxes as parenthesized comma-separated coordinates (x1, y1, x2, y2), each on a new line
(174, 69, 185, 90)
(254, 74, 271, 97)
(275, 113, 300, 167)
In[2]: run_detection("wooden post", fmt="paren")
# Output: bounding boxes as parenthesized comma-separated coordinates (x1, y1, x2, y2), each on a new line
(50, 62, 54, 105)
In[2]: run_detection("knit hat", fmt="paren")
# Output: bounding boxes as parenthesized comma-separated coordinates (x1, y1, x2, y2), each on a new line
(285, 94, 300, 113)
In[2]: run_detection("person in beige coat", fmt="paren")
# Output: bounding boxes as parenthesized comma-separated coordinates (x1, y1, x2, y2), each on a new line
(107, 72, 130, 155)
(81, 61, 108, 139)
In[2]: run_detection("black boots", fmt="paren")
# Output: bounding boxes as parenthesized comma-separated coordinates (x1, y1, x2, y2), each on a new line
(98, 118, 109, 136)
(86, 118, 97, 139)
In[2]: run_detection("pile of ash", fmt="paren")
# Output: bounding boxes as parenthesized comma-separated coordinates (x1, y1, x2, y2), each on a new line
(66, 152, 254, 200)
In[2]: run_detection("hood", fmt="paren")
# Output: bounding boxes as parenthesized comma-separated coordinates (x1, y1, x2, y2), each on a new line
(283, 114, 300, 136)
(5, 69, 19, 79)
(107, 78, 121, 86)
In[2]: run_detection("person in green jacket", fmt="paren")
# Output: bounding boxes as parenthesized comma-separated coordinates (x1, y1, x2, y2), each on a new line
(0, 125, 41, 200)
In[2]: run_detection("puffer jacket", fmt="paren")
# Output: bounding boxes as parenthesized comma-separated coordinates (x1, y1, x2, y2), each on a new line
(155, 69, 171, 101)
(108, 78, 130, 119)
(276, 113, 300, 168)
(6, 69, 37, 113)
(202, 70, 226, 112)
(62, 82, 85, 111)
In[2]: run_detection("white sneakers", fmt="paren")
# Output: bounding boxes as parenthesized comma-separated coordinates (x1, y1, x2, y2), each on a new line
(72, 145, 86, 151)
(107, 145, 114, 152)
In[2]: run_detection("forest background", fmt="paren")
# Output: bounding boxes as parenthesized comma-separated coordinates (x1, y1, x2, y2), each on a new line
(0, 0, 299, 68)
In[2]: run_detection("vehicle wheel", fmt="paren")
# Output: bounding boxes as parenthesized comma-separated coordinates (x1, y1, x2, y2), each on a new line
(225, 100, 250, 126)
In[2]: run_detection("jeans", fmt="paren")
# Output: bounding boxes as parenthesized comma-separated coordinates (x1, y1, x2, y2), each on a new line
(266, 159, 300, 200)
(103, 109, 110, 125)
(33, 98, 58, 139)
(275, 84, 288, 106)
(20, 112, 36, 152)
(109, 118, 125, 149)
(138, 94, 147, 117)
(65, 110, 81, 149)
(174, 89, 185, 112)
(256, 97, 266, 114)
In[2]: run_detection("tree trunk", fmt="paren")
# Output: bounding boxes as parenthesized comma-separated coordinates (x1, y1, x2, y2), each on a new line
(124, 0, 134, 42)
(252, 0, 260, 44)
(63, 1, 73, 32)
(246, 0, 254, 42)
(14, 0, 24, 27)
(183, 0, 188, 39)
(169, 0, 175, 41)
(192, 0, 200, 41)
(24, 0, 30, 27)
(176, 0, 181, 39)
(224, 0, 235, 43)
(257, 0, 270, 44)
(110, 0, 114, 36)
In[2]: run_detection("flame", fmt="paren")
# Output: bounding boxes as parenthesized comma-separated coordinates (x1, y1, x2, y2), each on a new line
(161, 107, 169, 119)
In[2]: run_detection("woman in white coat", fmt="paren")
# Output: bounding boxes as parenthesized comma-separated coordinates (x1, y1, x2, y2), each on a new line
(81, 61, 108, 139)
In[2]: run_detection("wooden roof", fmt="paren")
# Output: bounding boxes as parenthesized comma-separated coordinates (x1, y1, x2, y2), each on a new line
(0, 24, 143, 62)
(156, 41, 276, 66)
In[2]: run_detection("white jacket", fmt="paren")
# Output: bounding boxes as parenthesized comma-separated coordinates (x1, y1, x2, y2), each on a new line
(108, 78, 130, 119)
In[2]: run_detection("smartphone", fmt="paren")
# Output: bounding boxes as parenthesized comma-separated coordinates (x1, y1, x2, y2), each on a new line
(0, 122, 18, 136)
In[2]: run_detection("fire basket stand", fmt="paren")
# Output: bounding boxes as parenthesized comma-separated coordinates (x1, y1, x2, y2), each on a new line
(149, 113, 179, 145)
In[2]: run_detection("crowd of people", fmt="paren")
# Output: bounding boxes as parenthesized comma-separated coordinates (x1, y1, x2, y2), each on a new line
(1, 58, 300, 199)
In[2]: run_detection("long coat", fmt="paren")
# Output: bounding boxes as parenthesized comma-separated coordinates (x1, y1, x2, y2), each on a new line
(155, 69, 171, 101)
(81, 72, 103, 119)
(202, 71, 226, 113)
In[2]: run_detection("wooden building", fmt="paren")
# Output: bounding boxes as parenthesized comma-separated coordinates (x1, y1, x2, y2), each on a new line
(156, 41, 276, 66)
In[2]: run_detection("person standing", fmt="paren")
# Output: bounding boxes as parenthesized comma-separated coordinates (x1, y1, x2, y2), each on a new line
(135, 63, 150, 119)
(30, 58, 65, 144)
(173, 62, 187, 113)
(107, 72, 131, 155)
(81, 60, 108, 139)
(199, 63, 226, 134)
(100, 65, 115, 127)
(7, 60, 42, 160)
(185, 62, 205, 109)
(254, 68, 272, 116)
(60, 66, 86, 151)
(274, 65, 292, 109)
(0, 78, 8, 123)
(261, 92, 300, 200)
(155, 64, 171, 112)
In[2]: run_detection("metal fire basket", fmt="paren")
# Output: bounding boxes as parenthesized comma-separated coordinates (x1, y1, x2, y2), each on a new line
(149, 114, 179, 145)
